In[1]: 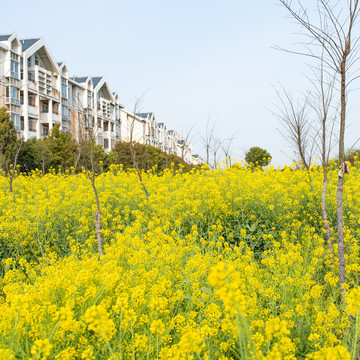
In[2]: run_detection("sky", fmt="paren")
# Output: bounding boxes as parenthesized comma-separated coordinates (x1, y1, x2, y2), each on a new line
(2, 0, 360, 166)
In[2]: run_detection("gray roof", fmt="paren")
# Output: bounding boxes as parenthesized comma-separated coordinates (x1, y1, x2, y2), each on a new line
(57, 62, 63, 67)
(192, 154, 199, 158)
(0, 35, 12, 41)
(72, 76, 88, 83)
(91, 77, 103, 88)
(21, 38, 40, 51)
(136, 112, 153, 119)
(158, 122, 165, 127)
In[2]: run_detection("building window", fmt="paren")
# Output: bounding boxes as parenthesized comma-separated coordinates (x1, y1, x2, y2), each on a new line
(104, 138, 109, 149)
(87, 90, 93, 109)
(29, 119, 35, 132)
(104, 122, 109, 131)
(11, 113, 20, 130)
(61, 77, 67, 99)
(28, 71, 35, 82)
(28, 95, 35, 106)
(111, 123, 114, 132)
(87, 115, 93, 128)
(42, 125, 49, 136)
(53, 102, 59, 114)
(61, 105, 68, 120)
(10, 60, 19, 79)
(41, 102, 49, 113)
(20, 117, 24, 130)
(11, 86, 17, 100)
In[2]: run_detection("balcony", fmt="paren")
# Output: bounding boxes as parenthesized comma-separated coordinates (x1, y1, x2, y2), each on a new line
(28, 105, 38, 117)
(40, 112, 51, 124)
(6, 97, 20, 106)
(40, 112, 60, 124)
(52, 88, 60, 100)
(53, 113, 60, 123)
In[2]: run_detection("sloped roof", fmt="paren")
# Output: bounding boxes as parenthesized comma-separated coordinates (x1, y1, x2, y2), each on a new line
(20, 38, 40, 51)
(91, 77, 102, 88)
(136, 112, 153, 119)
(72, 77, 88, 83)
(0, 35, 11, 41)
(57, 62, 63, 66)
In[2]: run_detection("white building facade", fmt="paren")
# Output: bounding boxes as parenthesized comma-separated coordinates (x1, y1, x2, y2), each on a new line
(0, 33, 194, 163)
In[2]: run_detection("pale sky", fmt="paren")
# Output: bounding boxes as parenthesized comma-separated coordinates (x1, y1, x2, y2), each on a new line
(3, 0, 360, 166)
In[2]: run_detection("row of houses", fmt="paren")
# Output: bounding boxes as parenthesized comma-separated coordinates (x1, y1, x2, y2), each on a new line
(0, 33, 204, 165)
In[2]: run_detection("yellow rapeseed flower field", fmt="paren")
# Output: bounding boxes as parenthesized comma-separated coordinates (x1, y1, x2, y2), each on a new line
(0, 163, 359, 359)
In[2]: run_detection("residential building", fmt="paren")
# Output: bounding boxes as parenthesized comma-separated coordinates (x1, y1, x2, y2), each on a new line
(0, 32, 195, 163)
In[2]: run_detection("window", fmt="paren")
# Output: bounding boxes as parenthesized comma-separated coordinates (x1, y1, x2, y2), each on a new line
(104, 138, 109, 148)
(42, 126, 49, 136)
(61, 77, 67, 99)
(10, 60, 19, 79)
(61, 105, 68, 119)
(87, 90, 93, 108)
(111, 123, 114, 132)
(104, 122, 109, 131)
(53, 102, 59, 114)
(20, 92, 24, 105)
(35, 55, 39, 66)
(41, 102, 49, 113)
(29, 119, 35, 132)
(11, 113, 20, 130)
(87, 115, 93, 128)
(11, 86, 17, 100)
(28, 96, 35, 107)
(20, 117, 24, 130)
(28, 71, 35, 82)
(10, 52, 19, 61)
(27, 58, 31, 68)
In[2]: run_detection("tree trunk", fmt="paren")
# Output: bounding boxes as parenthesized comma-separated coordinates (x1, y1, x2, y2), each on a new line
(321, 169, 332, 253)
(9, 140, 23, 194)
(90, 141, 104, 257)
(337, 62, 347, 294)
(92, 176, 104, 256)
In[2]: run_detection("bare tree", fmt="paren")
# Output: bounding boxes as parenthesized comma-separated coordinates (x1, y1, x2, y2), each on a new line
(199, 117, 216, 167)
(129, 93, 149, 197)
(221, 130, 240, 167)
(212, 137, 224, 170)
(273, 87, 315, 187)
(180, 125, 195, 161)
(308, 61, 338, 254)
(6, 137, 23, 194)
(35, 138, 52, 176)
(278, 0, 360, 295)
(74, 96, 104, 257)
